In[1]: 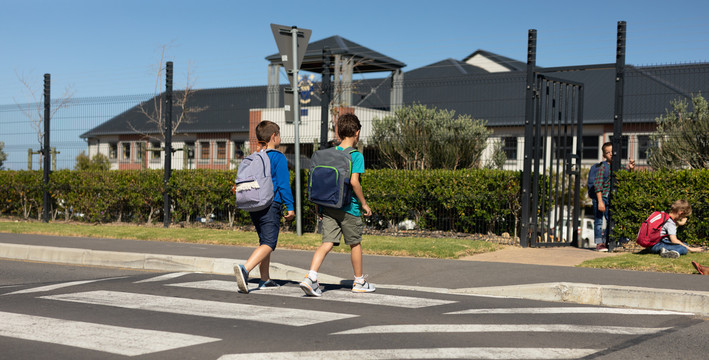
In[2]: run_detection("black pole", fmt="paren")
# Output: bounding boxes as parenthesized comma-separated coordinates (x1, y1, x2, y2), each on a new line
(163, 62, 173, 228)
(320, 48, 331, 148)
(520, 29, 537, 248)
(42, 74, 51, 223)
(608, 21, 626, 251)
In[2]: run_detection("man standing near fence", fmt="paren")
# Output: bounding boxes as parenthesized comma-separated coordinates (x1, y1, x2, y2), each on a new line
(593, 141, 635, 252)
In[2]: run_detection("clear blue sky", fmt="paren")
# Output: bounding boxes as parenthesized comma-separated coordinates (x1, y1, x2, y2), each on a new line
(1, 0, 708, 104)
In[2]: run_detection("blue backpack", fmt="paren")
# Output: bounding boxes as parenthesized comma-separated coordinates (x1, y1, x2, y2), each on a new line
(587, 161, 608, 196)
(234, 150, 274, 212)
(308, 147, 357, 208)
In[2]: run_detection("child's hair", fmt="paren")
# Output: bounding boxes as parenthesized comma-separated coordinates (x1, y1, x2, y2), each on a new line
(670, 199, 692, 218)
(602, 141, 612, 154)
(255, 120, 279, 151)
(337, 113, 361, 139)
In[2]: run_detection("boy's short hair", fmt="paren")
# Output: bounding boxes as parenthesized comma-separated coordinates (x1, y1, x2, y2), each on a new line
(602, 142, 612, 153)
(337, 113, 361, 139)
(671, 199, 692, 218)
(255, 120, 280, 144)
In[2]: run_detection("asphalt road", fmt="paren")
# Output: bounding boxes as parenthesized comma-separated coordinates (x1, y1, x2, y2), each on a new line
(1, 260, 707, 360)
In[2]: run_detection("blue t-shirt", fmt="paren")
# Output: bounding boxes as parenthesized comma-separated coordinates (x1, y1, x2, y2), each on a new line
(337, 146, 364, 217)
(267, 150, 294, 211)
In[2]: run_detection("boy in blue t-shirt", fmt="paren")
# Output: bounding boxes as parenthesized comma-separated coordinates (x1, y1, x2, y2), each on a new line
(299, 114, 374, 297)
(234, 120, 295, 294)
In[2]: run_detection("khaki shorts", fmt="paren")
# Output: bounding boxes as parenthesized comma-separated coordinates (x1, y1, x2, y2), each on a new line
(321, 207, 363, 246)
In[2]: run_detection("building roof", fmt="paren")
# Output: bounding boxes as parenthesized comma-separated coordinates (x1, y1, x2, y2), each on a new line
(405, 58, 490, 80)
(266, 35, 406, 73)
(81, 86, 266, 139)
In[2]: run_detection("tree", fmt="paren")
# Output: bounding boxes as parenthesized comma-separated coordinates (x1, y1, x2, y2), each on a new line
(484, 138, 508, 170)
(371, 103, 492, 170)
(130, 45, 205, 143)
(15, 72, 74, 168)
(648, 94, 709, 170)
(74, 151, 110, 171)
(0, 141, 7, 169)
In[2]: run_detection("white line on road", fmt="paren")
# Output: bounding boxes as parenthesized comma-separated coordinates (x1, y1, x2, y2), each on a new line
(217, 347, 601, 359)
(0, 311, 219, 356)
(41, 290, 356, 326)
(168, 280, 456, 308)
(134, 272, 192, 283)
(332, 324, 671, 335)
(3, 277, 126, 296)
(446, 307, 695, 316)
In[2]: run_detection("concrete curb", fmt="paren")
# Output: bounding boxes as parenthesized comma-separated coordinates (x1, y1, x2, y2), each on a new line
(452, 282, 709, 317)
(0, 243, 344, 285)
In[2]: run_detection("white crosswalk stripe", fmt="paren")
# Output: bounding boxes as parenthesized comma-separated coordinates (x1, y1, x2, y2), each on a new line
(0, 311, 219, 356)
(3, 277, 126, 296)
(332, 324, 671, 335)
(217, 347, 601, 360)
(446, 307, 695, 316)
(134, 271, 192, 283)
(167, 279, 456, 308)
(41, 290, 356, 326)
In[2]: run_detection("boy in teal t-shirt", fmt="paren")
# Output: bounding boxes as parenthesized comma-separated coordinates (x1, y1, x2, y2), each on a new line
(299, 114, 374, 297)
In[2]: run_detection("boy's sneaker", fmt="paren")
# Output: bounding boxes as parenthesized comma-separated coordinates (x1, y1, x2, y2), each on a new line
(257, 279, 280, 289)
(660, 248, 680, 259)
(352, 279, 376, 293)
(299, 276, 322, 297)
(595, 243, 608, 252)
(234, 264, 249, 294)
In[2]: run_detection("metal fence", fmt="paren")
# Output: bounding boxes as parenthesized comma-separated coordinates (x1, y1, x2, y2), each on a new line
(1, 52, 707, 239)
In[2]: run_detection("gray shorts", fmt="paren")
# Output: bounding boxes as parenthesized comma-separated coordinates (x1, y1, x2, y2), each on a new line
(321, 207, 363, 246)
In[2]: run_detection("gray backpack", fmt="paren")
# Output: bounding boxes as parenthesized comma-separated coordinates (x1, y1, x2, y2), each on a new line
(234, 150, 274, 212)
(308, 147, 357, 208)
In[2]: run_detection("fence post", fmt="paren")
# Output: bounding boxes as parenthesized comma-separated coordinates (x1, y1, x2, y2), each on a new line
(320, 47, 331, 148)
(520, 29, 537, 248)
(608, 21, 626, 251)
(163, 62, 173, 228)
(42, 74, 51, 223)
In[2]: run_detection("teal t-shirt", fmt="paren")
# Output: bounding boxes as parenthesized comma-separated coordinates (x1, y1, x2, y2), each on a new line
(337, 146, 364, 217)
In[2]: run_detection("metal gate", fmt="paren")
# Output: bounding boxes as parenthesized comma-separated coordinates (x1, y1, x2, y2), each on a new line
(520, 30, 584, 248)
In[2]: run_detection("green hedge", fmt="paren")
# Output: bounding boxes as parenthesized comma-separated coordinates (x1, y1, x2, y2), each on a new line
(0, 169, 521, 234)
(7, 168, 705, 243)
(614, 169, 709, 246)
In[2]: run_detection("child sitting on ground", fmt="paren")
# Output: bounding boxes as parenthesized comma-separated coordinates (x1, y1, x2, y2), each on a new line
(650, 200, 703, 258)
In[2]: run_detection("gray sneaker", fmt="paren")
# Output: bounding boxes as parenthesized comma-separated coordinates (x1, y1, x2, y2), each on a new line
(299, 276, 322, 297)
(660, 248, 680, 259)
(352, 279, 376, 293)
(234, 264, 250, 294)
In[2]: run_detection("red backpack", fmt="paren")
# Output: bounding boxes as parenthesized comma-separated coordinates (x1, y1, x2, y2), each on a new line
(636, 211, 671, 248)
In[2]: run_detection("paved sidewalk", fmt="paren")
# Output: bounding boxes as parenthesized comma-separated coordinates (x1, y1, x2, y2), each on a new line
(1, 232, 708, 316)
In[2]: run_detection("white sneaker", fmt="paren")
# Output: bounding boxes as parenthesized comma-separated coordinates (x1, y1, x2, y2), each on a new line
(299, 276, 322, 297)
(660, 248, 680, 259)
(352, 279, 376, 293)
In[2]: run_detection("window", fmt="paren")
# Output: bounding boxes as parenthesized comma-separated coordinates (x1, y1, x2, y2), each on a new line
(199, 141, 210, 160)
(136, 142, 144, 162)
(637, 135, 651, 160)
(216, 141, 227, 160)
(233, 141, 244, 159)
(582, 136, 599, 161)
(109, 143, 118, 160)
(502, 137, 517, 160)
(186, 142, 195, 159)
(553, 136, 573, 159)
(121, 143, 131, 161)
(151, 142, 161, 161)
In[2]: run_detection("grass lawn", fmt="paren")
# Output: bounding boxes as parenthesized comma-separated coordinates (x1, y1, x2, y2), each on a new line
(1, 218, 706, 274)
(0, 219, 502, 260)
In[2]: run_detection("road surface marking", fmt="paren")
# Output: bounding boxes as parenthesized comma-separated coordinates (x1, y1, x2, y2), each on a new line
(332, 324, 670, 335)
(217, 347, 601, 359)
(446, 307, 694, 316)
(168, 280, 456, 308)
(0, 311, 219, 356)
(134, 272, 192, 283)
(3, 277, 125, 296)
(42, 290, 356, 326)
